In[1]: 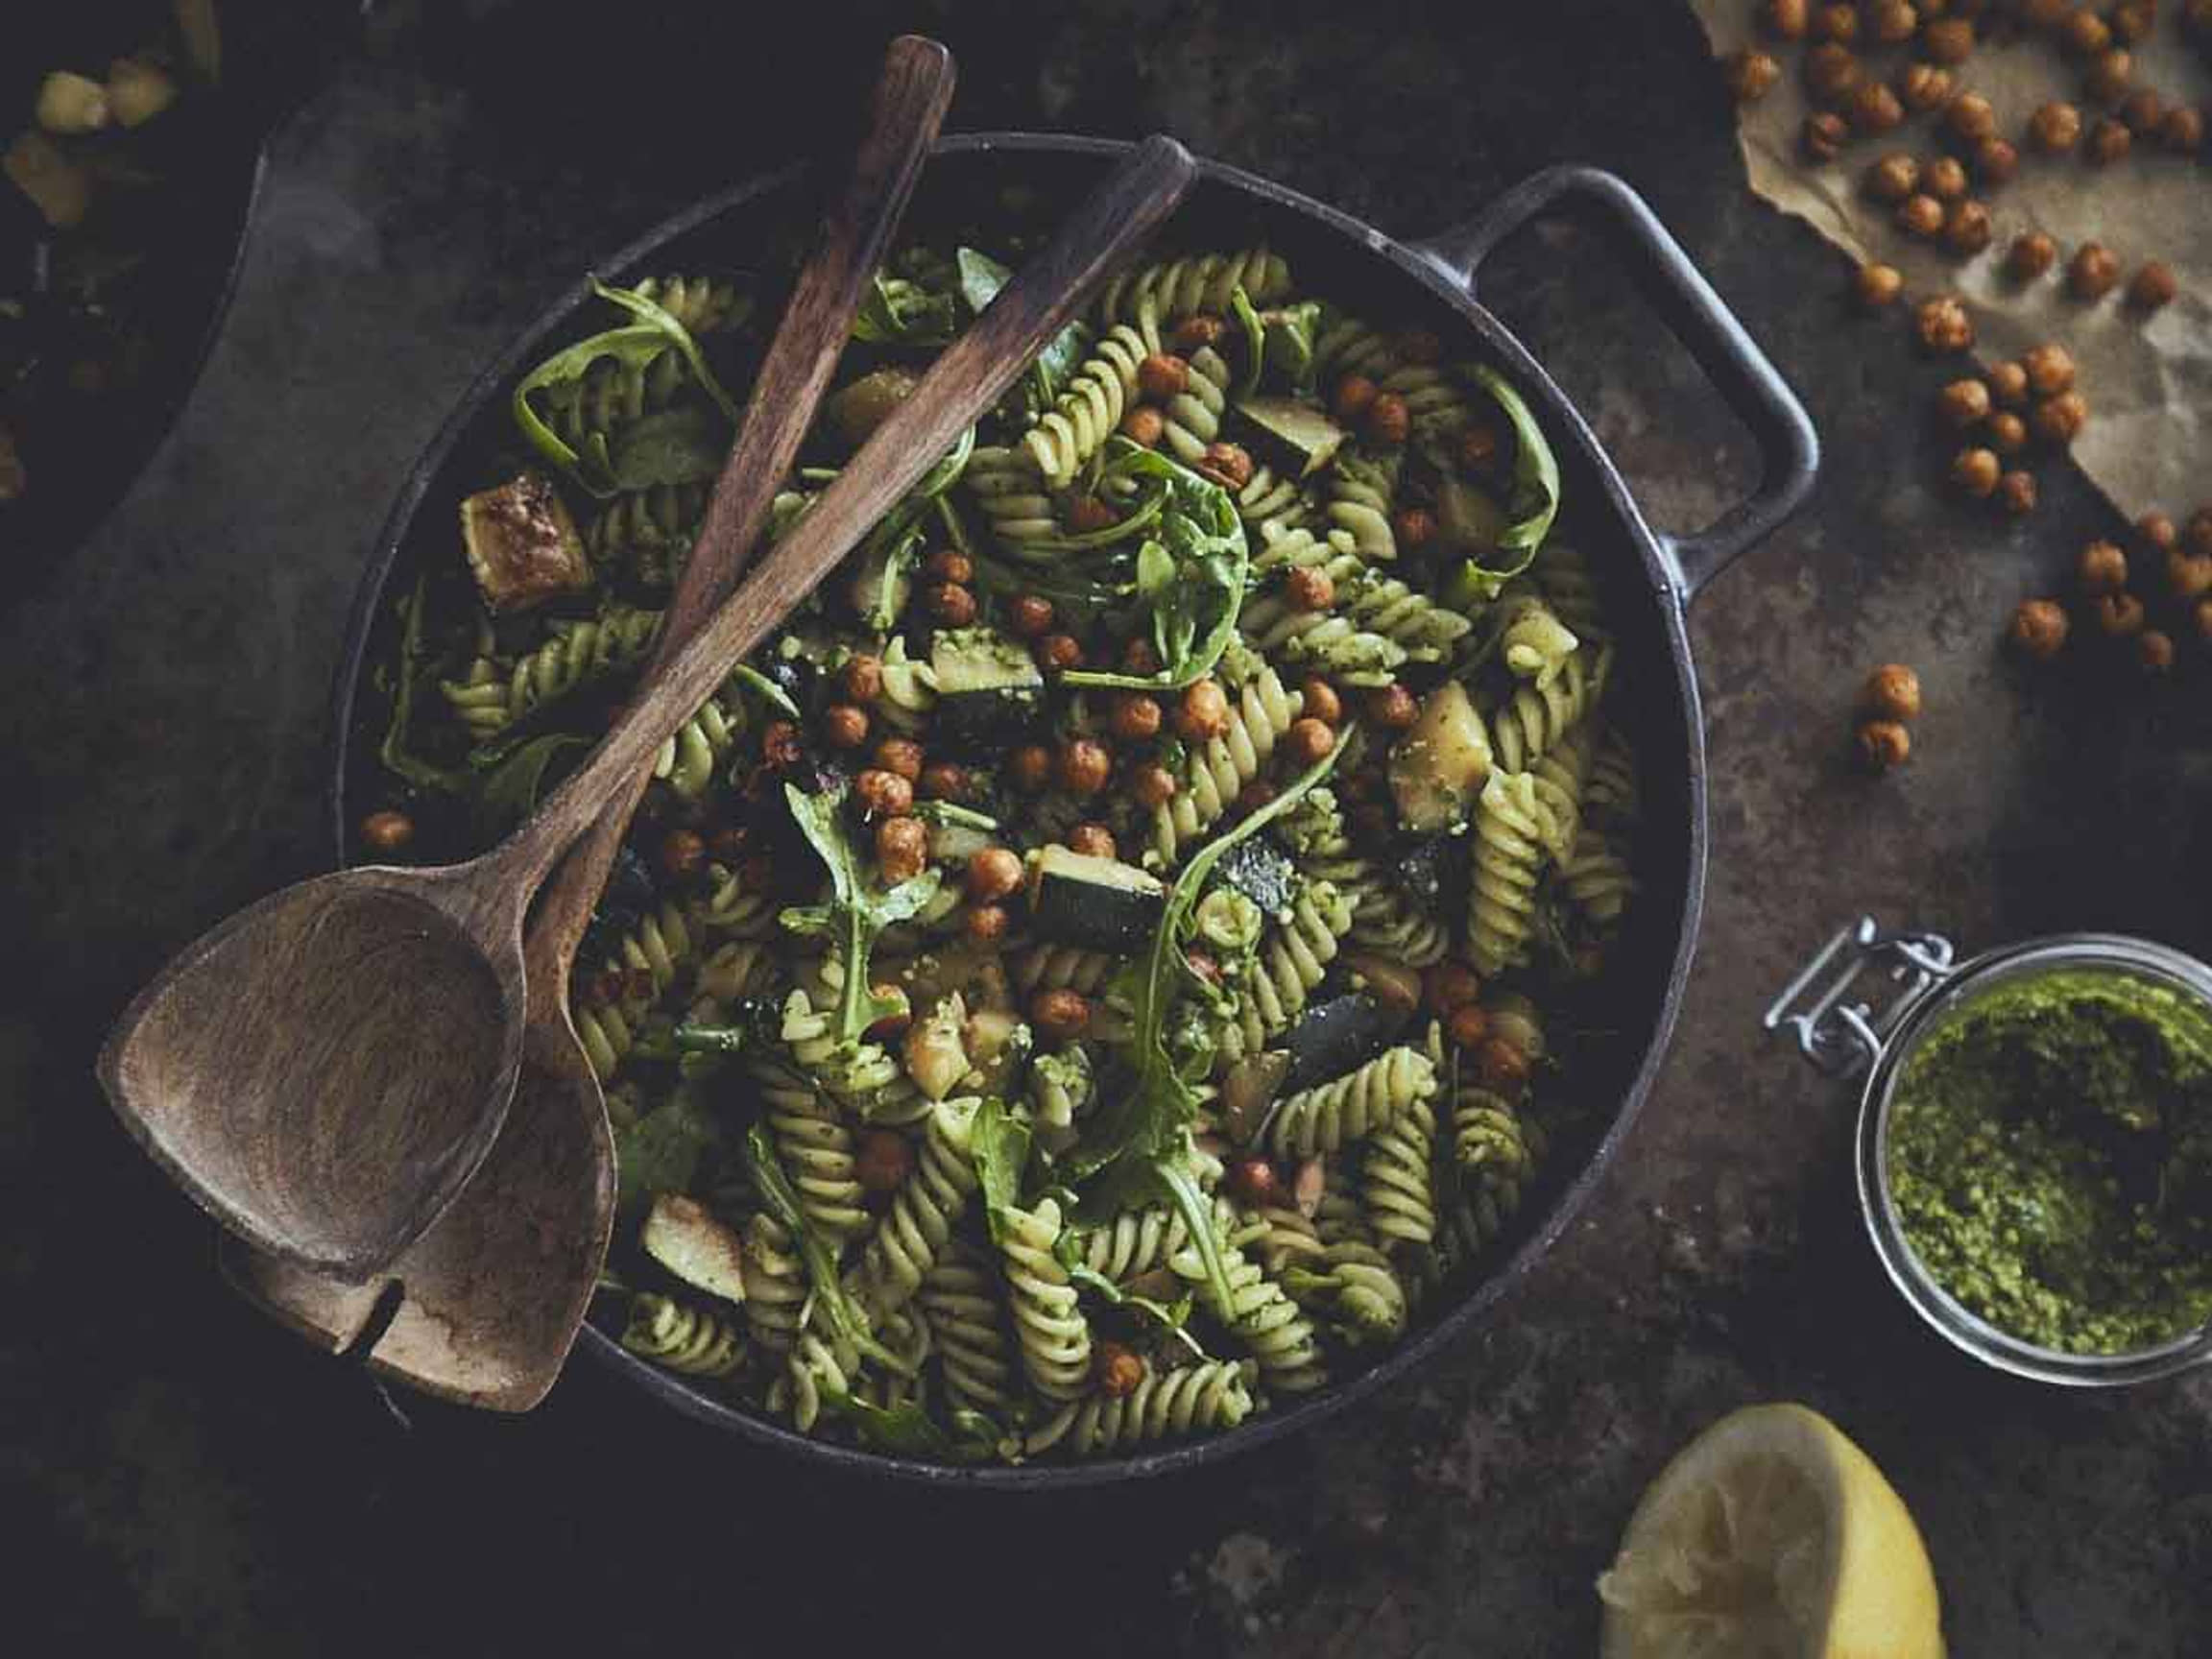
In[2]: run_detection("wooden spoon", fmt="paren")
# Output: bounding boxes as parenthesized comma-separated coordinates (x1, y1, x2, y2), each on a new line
(101, 129, 1200, 1282)
(218, 36, 958, 1407)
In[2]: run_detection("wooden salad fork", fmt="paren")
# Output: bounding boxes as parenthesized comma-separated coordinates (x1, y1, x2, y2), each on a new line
(222, 36, 957, 1407)
(97, 102, 1197, 1285)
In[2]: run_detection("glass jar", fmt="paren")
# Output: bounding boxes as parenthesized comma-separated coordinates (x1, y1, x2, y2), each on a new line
(1767, 918, 2212, 1387)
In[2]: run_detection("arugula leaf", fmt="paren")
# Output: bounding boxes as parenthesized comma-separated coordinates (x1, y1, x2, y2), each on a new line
(1060, 445, 1251, 694)
(829, 1393, 997, 1461)
(1230, 284, 1265, 401)
(781, 782, 944, 1044)
(607, 404, 726, 492)
(1262, 301, 1321, 399)
(954, 246, 1012, 315)
(613, 1093, 719, 1214)
(471, 732, 588, 838)
(590, 280, 740, 424)
(852, 273, 957, 346)
(1056, 1236, 1207, 1360)
(377, 574, 466, 795)
(744, 1123, 913, 1376)
(1442, 366, 1562, 611)
(725, 662, 800, 722)
(970, 1096, 1033, 1247)
(956, 246, 1087, 418)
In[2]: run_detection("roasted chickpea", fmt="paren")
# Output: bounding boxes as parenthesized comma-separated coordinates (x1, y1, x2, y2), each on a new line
(836, 653, 883, 705)
(1095, 1341, 1145, 1399)
(1227, 1157, 1281, 1206)
(2029, 101, 2082, 152)
(1426, 960, 1482, 1016)
(1171, 314, 1227, 353)
(2160, 106, 2205, 154)
(2060, 8, 2111, 55)
(854, 768, 915, 818)
(1364, 392, 1411, 445)
(2139, 511, 2180, 552)
(1951, 446, 2001, 497)
(1762, 0, 1811, 34)
(1008, 743, 1053, 793)
(2085, 48, 2134, 104)
(920, 760, 969, 802)
(822, 703, 871, 750)
(1896, 62, 1955, 113)
(855, 1128, 916, 1195)
(1814, 3, 1860, 43)
(1922, 14, 1974, 60)
(1111, 692, 1163, 742)
(1286, 565, 1334, 613)
(1985, 411, 2028, 455)
(1031, 987, 1091, 1042)
(1447, 1001, 1492, 1051)
(2118, 86, 2163, 134)
(1364, 684, 1418, 732)
(2006, 231, 2057, 280)
(1068, 823, 1118, 859)
(1176, 679, 1232, 742)
(1848, 80, 1906, 132)
(1864, 663, 1923, 721)
(1233, 780, 1278, 818)
(965, 902, 1009, 944)
(1986, 360, 2029, 406)
(659, 827, 706, 882)
(1916, 294, 1974, 352)
(2092, 591, 2147, 637)
(1035, 633, 1085, 674)
(1869, 0, 1918, 42)
(1942, 199, 1993, 256)
(875, 814, 928, 883)
(1997, 469, 2038, 517)
(1008, 594, 1056, 638)
(926, 547, 974, 585)
(2111, 0, 2155, 43)
(2078, 539, 2129, 594)
(1937, 376, 1992, 427)
(359, 809, 414, 854)
(761, 719, 805, 771)
(1890, 195, 1939, 241)
(1058, 739, 1111, 797)
(1923, 155, 1968, 201)
(1299, 677, 1343, 726)
(706, 823, 748, 866)
(2023, 342, 2076, 395)
(2196, 596, 2212, 646)
(2138, 630, 2176, 674)
(967, 846, 1024, 903)
(1804, 44, 1862, 106)
(1193, 441, 1255, 493)
(1857, 261, 1907, 308)
(1946, 93, 1997, 143)
(1864, 153, 1920, 203)
(2032, 391, 2090, 445)
(1803, 110, 1852, 161)
(1333, 373, 1379, 426)
(1479, 1036, 1533, 1092)
(926, 581, 976, 625)
(1137, 351, 1190, 401)
(1972, 135, 2018, 185)
(2128, 261, 2178, 312)
(1285, 717, 1335, 765)
(2086, 116, 2133, 164)
(2167, 552, 2212, 602)
(1455, 422, 1503, 473)
(1122, 637, 1163, 677)
(1119, 406, 1166, 447)
(1857, 718, 1912, 771)
(1065, 495, 1118, 537)
(1131, 763, 1178, 807)
(2009, 596, 2070, 661)
(1392, 506, 1438, 550)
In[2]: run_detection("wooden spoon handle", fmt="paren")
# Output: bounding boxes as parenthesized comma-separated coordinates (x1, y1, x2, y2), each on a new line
(493, 134, 1198, 893)
(523, 36, 955, 985)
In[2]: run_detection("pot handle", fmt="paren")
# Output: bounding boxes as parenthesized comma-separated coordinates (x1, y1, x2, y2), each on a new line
(1410, 166, 1817, 602)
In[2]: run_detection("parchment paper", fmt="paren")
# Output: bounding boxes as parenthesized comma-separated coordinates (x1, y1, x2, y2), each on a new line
(1689, 1, 2212, 519)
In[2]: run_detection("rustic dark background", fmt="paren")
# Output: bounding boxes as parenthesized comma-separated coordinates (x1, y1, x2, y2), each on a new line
(5, 1, 2209, 1652)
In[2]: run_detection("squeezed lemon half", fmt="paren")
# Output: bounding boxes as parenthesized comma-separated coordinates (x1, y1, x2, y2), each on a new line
(1597, 1403, 1944, 1659)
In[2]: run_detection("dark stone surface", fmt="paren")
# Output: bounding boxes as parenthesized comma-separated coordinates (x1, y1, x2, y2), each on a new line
(5, 2, 2208, 1653)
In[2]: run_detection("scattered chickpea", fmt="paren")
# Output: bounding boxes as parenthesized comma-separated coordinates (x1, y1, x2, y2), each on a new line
(658, 827, 706, 882)
(1171, 314, 1226, 354)
(2138, 630, 2176, 674)
(1008, 594, 1056, 638)
(2006, 231, 2057, 280)
(2020, 0, 2070, 29)
(1896, 62, 1955, 113)
(2168, 551, 2212, 602)
(2029, 101, 2082, 152)
(1851, 263, 1903, 314)
(1227, 1157, 1281, 1206)
(2032, 391, 2090, 445)
(1066, 495, 1118, 536)
(835, 653, 881, 705)
(875, 814, 928, 883)
(1364, 393, 1411, 446)
(1805, 42, 1863, 106)
(2086, 117, 2133, 164)
(1031, 987, 1092, 1041)
(2197, 597, 2212, 646)
(1122, 638, 1163, 676)
(2111, 0, 2156, 44)
(1937, 376, 1991, 427)
(1299, 677, 1343, 726)
(761, 719, 804, 771)
(1986, 360, 2029, 406)
(1008, 743, 1053, 793)
(1857, 718, 1912, 771)
(2009, 597, 2070, 661)
(2059, 9, 2111, 56)
(1129, 762, 1177, 808)
(1194, 441, 1255, 493)
(2160, 106, 2205, 154)
(1068, 823, 1118, 859)
(1426, 960, 1483, 1017)
(967, 846, 1024, 903)
(707, 823, 748, 865)
(1095, 1341, 1145, 1399)
(920, 760, 969, 802)
(1951, 446, 2001, 497)
(359, 808, 414, 854)
(1479, 1037, 1533, 1092)
(1895, 195, 1945, 239)
(2067, 244, 2122, 300)
(1864, 153, 1920, 203)
(2078, 540, 2129, 594)
(1916, 294, 1974, 353)
(1801, 110, 1851, 162)
(822, 703, 871, 750)
(1176, 679, 1233, 743)
(1947, 93, 1998, 143)
(855, 1129, 916, 1195)
(1942, 199, 1993, 256)
(2139, 511, 2179, 552)
(2085, 49, 2134, 104)
(1035, 633, 1085, 674)
(2128, 261, 2178, 312)
(1137, 351, 1190, 401)
(1985, 411, 2028, 455)
(1231, 779, 1277, 818)
(1814, 3, 1860, 43)
(1972, 135, 2019, 184)
(1923, 155, 1968, 201)
(2118, 86, 2163, 135)
(1447, 1001, 1492, 1052)
(854, 768, 915, 818)
(1285, 717, 1336, 765)
(1286, 565, 1335, 613)
(2023, 342, 2076, 396)
(1849, 81, 1906, 132)
(1110, 692, 1163, 742)
(926, 581, 976, 626)
(926, 547, 974, 585)
(1392, 506, 1437, 549)
(1864, 663, 1923, 722)
(965, 903, 1009, 944)
(1998, 470, 2038, 516)
(1869, 0, 1918, 42)
(1922, 15, 1975, 61)
(1367, 684, 1419, 730)
(1057, 739, 1112, 797)
(2092, 591, 2147, 637)
(1119, 406, 1166, 448)
(1333, 373, 1379, 426)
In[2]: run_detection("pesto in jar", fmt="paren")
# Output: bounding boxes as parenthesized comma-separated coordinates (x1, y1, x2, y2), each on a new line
(1885, 966, 2212, 1356)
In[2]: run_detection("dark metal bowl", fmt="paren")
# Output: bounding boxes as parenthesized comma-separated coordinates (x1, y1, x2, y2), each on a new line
(329, 135, 1815, 1486)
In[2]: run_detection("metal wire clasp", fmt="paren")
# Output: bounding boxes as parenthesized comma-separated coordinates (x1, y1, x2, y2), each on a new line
(1762, 916, 1957, 1077)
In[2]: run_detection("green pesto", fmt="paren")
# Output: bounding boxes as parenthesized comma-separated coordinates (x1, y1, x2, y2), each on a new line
(1886, 966, 2212, 1356)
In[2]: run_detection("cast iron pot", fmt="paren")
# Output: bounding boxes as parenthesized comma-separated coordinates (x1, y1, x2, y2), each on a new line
(330, 134, 1816, 1486)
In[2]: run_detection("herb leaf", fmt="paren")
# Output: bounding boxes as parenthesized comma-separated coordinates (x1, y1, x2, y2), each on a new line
(1442, 367, 1562, 608)
(852, 273, 957, 347)
(472, 732, 588, 837)
(970, 1096, 1034, 1247)
(613, 1092, 719, 1214)
(781, 782, 944, 1043)
(377, 574, 465, 795)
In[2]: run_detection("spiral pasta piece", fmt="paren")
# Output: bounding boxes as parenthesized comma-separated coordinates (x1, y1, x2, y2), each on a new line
(653, 693, 743, 799)
(1234, 463, 1312, 539)
(999, 1197, 1094, 1402)
(919, 1241, 1018, 1415)
(622, 1293, 743, 1377)
(1022, 322, 1145, 487)
(1055, 1359, 1259, 1456)
(699, 862, 778, 938)
(855, 1306, 932, 1412)
(1496, 589, 1580, 686)
(772, 1330, 856, 1432)
(1531, 719, 1594, 867)
(1324, 449, 1400, 561)
(1171, 1216, 1326, 1394)
(1099, 247, 1292, 329)
(1009, 943, 1121, 999)
(779, 988, 928, 1127)
(585, 480, 705, 588)
(440, 605, 663, 740)
(1445, 1083, 1546, 1262)
(1536, 541, 1605, 645)
(1074, 1205, 1192, 1283)
(752, 1056, 870, 1241)
(1486, 641, 1610, 773)
(1362, 1093, 1438, 1252)
(743, 1214, 805, 1354)
(1466, 769, 1557, 978)
(1225, 881, 1354, 1057)
(870, 637, 938, 734)
(963, 444, 1060, 556)
(855, 1095, 981, 1316)
(1159, 345, 1232, 469)
(1311, 314, 1399, 385)
(1152, 663, 1302, 865)
(1560, 825, 1637, 926)
(1380, 359, 1474, 439)
(630, 273, 749, 336)
(536, 346, 691, 462)
(1585, 727, 1639, 825)
(1264, 1044, 1438, 1159)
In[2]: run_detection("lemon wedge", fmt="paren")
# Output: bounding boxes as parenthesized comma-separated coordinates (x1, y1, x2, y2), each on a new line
(1598, 1403, 1944, 1659)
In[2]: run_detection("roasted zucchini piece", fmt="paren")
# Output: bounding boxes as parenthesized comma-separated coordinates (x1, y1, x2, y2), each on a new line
(1025, 844, 1166, 954)
(931, 627, 1044, 747)
(460, 470, 591, 613)
(1232, 395, 1346, 478)
(1282, 993, 1393, 1090)
(1387, 679, 1493, 833)
(639, 1194, 748, 1305)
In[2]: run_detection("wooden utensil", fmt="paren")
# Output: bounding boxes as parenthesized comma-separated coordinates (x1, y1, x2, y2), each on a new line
(100, 128, 1200, 1282)
(218, 36, 957, 1407)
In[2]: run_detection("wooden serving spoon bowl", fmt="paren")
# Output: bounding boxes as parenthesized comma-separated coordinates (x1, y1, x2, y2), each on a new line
(102, 124, 1199, 1286)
